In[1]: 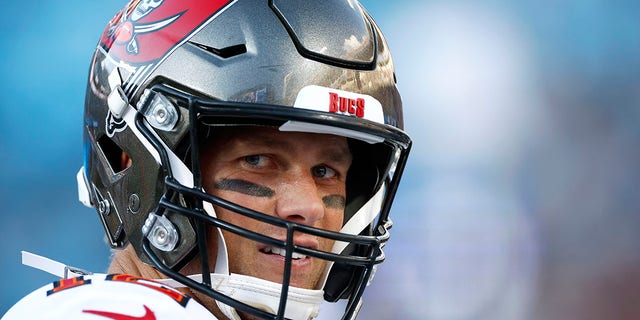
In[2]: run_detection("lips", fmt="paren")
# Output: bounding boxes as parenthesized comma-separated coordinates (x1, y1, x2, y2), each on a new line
(253, 238, 325, 288)
(261, 246, 308, 259)
(258, 238, 319, 263)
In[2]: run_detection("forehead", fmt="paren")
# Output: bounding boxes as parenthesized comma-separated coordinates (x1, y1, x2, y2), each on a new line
(202, 126, 352, 158)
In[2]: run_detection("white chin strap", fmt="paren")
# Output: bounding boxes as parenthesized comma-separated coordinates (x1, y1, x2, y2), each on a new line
(164, 273, 324, 320)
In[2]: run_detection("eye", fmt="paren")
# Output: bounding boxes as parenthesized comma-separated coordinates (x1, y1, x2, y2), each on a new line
(244, 155, 266, 167)
(312, 165, 337, 179)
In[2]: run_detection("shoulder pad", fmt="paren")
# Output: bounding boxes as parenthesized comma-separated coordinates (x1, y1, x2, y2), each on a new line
(2, 274, 216, 320)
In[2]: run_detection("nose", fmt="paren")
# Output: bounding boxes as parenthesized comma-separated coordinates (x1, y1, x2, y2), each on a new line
(275, 171, 325, 226)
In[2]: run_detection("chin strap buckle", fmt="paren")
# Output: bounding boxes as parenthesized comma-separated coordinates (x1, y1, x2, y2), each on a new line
(21, 251, 93, 279)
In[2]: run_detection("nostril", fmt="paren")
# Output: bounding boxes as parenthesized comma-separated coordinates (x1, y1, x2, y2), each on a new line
(285, 214, 307, 223)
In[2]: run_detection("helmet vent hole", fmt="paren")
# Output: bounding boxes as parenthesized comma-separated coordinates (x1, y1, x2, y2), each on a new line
(188, 41, 247, 59)
(97, 135, 131, 174)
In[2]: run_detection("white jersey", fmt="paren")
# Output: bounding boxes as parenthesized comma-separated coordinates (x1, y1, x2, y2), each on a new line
(2, 274, 217, 320)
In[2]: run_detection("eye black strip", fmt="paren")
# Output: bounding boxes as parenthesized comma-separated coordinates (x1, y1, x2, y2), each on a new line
(214, 179, 275, 198)
(215, 179, 345, 209)
(322, 195, 346, 209)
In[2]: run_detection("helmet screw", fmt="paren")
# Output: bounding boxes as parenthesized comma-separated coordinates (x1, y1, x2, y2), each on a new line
(141, 90, 179, 131)
(97, 200, 111, 215)
(142, 212, 179, 252)
(154, 107, 167, 124)
(128, 194, 140, 214)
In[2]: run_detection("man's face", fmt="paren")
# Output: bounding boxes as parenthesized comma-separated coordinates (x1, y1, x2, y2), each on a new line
(199, 126, 352, 289)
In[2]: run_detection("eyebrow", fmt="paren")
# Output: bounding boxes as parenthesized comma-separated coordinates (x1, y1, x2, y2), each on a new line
(214, 179, 275, 198)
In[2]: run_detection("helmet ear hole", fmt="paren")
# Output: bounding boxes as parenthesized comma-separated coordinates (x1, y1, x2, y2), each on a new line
(345, 139, 393, 222)
(97, 135, 130, 174)
(323, 262, 356, 302)
(121, 153, 132, 171)
(323, 242, 368, 302)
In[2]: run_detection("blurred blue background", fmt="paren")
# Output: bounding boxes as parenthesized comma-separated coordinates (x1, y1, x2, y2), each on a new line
(1, 1, 639, 319)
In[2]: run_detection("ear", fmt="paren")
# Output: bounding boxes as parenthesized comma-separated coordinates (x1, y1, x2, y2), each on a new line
(121, 152, 132, 170)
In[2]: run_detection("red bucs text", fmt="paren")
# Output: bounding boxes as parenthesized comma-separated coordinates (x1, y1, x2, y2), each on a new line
(329, 92, 365, 118)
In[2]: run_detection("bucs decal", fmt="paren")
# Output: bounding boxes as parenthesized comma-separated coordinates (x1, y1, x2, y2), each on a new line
(98, 0, 235, 97)
(329, 92, 365, 118)
(293, 85, 385, 124)
(100, 0, 234, 64)
(102, 0, 183, 57)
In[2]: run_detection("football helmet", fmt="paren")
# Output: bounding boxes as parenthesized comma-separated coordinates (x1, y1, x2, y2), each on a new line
(78, 0, 411, 319)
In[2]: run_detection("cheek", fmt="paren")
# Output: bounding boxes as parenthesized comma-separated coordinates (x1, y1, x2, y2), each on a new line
(216, 190, 275, 217)
(316, 210, 344, 253)
(323, 208, 345, 232)
(214, 208, 257, 256)
(215, 203, 253, 228)
(213, 196, 274, 237)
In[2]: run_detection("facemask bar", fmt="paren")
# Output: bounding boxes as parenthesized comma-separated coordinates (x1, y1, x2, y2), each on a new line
(135, 83, 411, 319)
